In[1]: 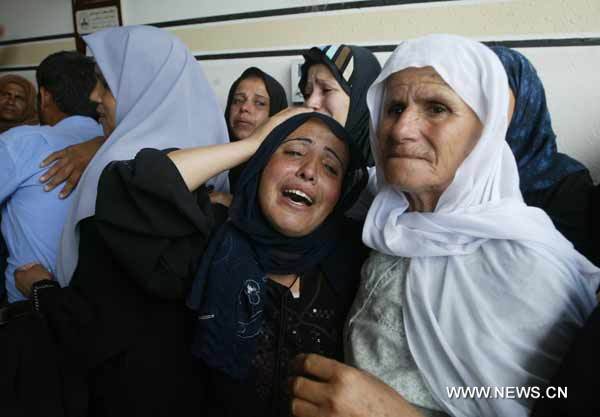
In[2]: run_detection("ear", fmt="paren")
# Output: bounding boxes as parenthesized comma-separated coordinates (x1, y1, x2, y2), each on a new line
(38, 86, 54, 110)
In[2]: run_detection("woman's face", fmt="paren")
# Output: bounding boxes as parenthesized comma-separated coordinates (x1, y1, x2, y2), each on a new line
(228, 76, 270, 140)
(259, 118, 349, 237)
(89, 68, 116, 137)
(0, 82, 27, 121)
(378, 66, 482, 196)
(303, 64, 350, 126)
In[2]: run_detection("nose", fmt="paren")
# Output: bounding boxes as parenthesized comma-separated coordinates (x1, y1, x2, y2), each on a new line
(239, 100, 253, 113)
(388, 106, 421, 141)
(304, 90, 322, 112)
(296, 156, 318, 183)
(6, 94, 15, 104)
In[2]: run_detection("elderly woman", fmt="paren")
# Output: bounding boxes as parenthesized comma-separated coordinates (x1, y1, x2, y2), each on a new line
(300, 44, 381, 167)
(289, 34, 599, 417)
(491, 46, 596, 265)
(0, 74, 38, 133)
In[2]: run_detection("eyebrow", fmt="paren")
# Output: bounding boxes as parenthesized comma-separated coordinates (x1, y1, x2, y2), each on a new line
(283, 137, 345, 168)
(233, 92, 268, 100)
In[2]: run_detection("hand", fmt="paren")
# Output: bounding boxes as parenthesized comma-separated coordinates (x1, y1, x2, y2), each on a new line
(209, 191, 233, 207)
(40, 135, 105, 198)
(247, 106, 312, 148)
(14, 263, 53, 298)
(289, 354, 423, 417)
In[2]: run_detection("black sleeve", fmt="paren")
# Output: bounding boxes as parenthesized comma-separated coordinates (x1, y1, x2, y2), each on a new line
(94, 148, 216, 299)
(532, 305, 600, 417)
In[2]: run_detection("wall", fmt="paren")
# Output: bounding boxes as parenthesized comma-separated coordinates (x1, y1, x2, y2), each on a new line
(1, 0, 599, 179)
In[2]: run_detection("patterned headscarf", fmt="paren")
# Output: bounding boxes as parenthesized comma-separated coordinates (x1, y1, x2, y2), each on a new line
(0, 74, 38, 133)
(299, 44, 381, 166)
(491, 46, 586, 194)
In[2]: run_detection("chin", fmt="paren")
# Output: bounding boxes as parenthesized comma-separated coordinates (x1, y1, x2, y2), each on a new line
(233, 129, 252, 141)
(271, 218, 312, 238)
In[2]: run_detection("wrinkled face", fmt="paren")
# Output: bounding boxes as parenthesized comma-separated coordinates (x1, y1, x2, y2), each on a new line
(378, 67, 483, 196)
(303, 64, 350, 126)
(259, 118, 349, 237)
(89, 67, 116, 137)
(228, 77, 270, 140)
(0, 82, 28, 122)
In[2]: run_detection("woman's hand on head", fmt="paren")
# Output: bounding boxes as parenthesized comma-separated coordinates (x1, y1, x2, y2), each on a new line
(289, 353, 424, 417)
(14, 263, 53, 298)
(247, 106, 312, 147)
(40, 135, 106, 198)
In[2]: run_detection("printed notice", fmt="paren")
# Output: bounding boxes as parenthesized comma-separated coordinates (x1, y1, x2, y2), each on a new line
(76, 7, 120, 35)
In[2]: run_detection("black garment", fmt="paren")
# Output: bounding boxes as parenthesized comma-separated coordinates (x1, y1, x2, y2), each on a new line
(0, 149, 214, 417)
(224, 67, 288, 192)
(524, 169, 597, 266)
(299, 45, 381, 167)
(532, 305, 600, 417)
(206, 267, 362, 417)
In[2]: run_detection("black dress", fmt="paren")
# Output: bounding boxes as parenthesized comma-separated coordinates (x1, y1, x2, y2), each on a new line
(524, 170, 597, 266)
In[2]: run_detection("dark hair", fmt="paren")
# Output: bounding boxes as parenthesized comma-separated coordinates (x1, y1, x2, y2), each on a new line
(36, 51, 98, 119)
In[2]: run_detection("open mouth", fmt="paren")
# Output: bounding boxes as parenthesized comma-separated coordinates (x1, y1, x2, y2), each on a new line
(282, 189, 314, 206)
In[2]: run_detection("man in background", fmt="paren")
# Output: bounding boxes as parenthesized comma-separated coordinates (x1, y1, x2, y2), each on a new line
(0, 51, 102, 303)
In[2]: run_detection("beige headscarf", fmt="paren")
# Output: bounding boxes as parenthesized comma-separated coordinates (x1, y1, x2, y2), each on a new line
(0, 74, 38, 133)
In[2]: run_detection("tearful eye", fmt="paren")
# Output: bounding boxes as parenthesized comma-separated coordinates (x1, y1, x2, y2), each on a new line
(324, 163, 338, 176)
(387, 103, 405, 115)
(429, 103, 449, 114)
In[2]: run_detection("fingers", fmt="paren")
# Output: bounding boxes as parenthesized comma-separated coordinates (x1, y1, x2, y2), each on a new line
(40, 149, 67, 168)
(290, 397, 321, 417)
(43, 164, 75, 192)
(58, 169, 82, 199)
(291, 353, 340, 382)
(289, 375, 330, 406)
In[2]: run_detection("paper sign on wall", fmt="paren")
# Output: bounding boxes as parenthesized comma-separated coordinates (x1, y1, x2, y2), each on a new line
(76, 6, 120, 35)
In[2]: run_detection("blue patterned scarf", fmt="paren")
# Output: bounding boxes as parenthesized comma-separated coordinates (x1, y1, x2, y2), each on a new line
(491, 46, 586, 194)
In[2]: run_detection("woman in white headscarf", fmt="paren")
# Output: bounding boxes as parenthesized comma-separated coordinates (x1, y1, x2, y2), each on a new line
(289, 34, 599, 417)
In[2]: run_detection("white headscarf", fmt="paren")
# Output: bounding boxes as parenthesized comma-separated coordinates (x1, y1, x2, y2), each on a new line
(57, 25, 229, 286)
(364, 34, 600, 417)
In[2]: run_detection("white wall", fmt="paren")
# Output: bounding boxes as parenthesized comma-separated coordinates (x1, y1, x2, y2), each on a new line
(0, 0, 73, 41)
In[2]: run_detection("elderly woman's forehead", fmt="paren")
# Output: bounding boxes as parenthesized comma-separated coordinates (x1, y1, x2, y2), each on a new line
(385, 66, 449, 88)
(1, 82, 26, 94)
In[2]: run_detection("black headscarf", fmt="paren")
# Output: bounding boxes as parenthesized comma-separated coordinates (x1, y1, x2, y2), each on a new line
(491, 46, 586, 194)
(225, 67, 288, 191)
(188, 112, 366, 379)
(299, 45, 381, 167)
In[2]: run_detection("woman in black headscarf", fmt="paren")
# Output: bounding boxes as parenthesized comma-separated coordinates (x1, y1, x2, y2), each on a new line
(169, 110, 368, 417)
(299, 44, 381, 167)
(224, 67, 288, 192)
(491, 46, 596, 265)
